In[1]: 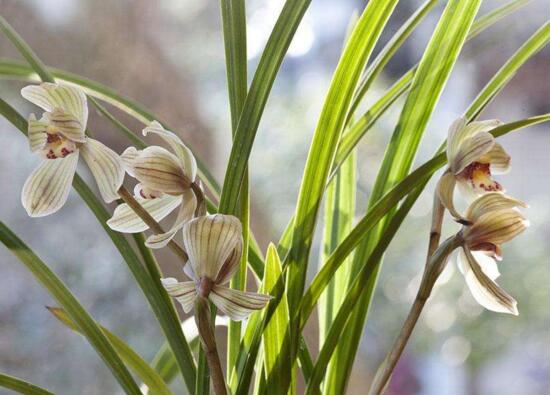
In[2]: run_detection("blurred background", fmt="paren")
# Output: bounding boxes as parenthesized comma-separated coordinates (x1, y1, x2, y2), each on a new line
(0, 0, 549, 394)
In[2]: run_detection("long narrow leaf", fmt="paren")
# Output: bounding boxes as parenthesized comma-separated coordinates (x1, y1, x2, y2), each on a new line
(47, 307, 172, 395)
(330, 2, 482, 391)
(0, 373, 53, 395)
(0, 222, 142, 395)
(284, 2, 399, 386)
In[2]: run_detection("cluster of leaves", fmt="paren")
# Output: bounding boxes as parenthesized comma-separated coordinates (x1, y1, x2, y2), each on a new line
(0, 0, 549, 394)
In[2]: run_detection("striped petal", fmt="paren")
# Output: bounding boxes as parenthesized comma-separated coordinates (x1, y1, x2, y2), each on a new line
(485, 142, 511, 175)
(465, 193, 526, 223)
(464, 208, 528, 247)
(143, 121, 197, 182)
(457, 250, 500, 280)
(133, 146, 189, 194)
(209, 285, 272, 321)
(145, 189, 197, 249)
(107, 194, 181, 233)
(21, 152, 78, 217)
(451, 132, 495, 174)
(121, 147, 139, 177)
(446, 117, 468, 162)
(49, 108, 86, 143)
(182, 214, 242, 280)
(436, 171, 464, 221)
(458, 248, 518, 315)
(161, 278, 197, 313)
(80, 138, 125, 202)
(21, 83, 88, 127)
(28, 113, 48, 152)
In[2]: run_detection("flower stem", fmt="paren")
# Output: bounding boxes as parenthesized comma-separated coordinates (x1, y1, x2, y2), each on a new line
(117, 186, 189, 264)
(368, 233, 462, 395)
(194, 296, 227, 395)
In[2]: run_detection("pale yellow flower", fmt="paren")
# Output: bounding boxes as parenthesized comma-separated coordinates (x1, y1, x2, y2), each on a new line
(21, 83, 124, 217)
(457, 193, 528, 315)
(107, 121, 199, 248)
(162, 215, 271, 321)
(437, 117, 510, 220)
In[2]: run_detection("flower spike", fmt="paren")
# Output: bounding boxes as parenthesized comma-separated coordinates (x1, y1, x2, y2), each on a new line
(20, 83, 124, 216)
(162, 215, 272, 321)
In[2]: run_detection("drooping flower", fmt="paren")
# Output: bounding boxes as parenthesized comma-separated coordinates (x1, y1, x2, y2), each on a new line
(21, 83, 124, 217)
(161, 214, 271, 321)
(107, 121, 199, 248)
(457, 193, 528, 315)
(437, 117, 510, 220)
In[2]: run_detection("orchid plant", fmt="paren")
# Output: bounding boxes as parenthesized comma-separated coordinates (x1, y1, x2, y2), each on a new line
(0, 1, 549, 395)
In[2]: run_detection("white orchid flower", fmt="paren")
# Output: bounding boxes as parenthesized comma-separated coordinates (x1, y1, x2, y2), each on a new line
(21, 83, 124, 217)
(457, 193, 528, 315)
(107, 121, 199, 249)
(437, 117, 510, 220)
(161, 215, 272, 321)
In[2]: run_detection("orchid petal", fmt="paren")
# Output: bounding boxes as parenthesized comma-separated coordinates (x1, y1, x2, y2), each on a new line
(21, 152, 78, 217)
(120, 147, 139, 177)
(182, 214, 242, 280)
(21, 83, 88, 127)
(465, 192, 526, 223)
(49, 108, 86, 143)
(80, 138, 125, 202)
(451, 132, 495, 174)
(209, 285, 272, 321)
(107, 194, 181, 233)
(161, 278, 196, 313)
(133, 146, 189, 194)
(458, 248, 518, 315)
(145, 190, 197, 249)
(143, 121, 197, 181)
(436, 171, 464, 220)
(485, 142, 511, 175)
(465, 208, 528, 247)
(28, 113, 48, 152)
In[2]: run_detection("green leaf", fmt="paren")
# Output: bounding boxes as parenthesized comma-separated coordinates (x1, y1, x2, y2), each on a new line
(347, 0, 438, 119)
(219, 0, 250, 379)
(47, 307, 172, 395)
(0, 222, 142, 395)
(306, 187, 421, 394)
(218, 0, 312, 214)
(276, 0, 536, 248)
(329, 1, 482, 391)
(318, 150, 356, 344)
(261, 245, 291, 394)
(0, 373, 53, 395)
(466, 20, 550, 120)
(0, 99, 197, 393)
(284, 1, 399, 383)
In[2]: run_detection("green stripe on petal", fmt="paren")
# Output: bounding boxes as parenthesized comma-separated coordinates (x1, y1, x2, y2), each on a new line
(161, 278, 197, 314)
(21, 152, 78, 217)
(459, 248, 518, 315)
(133, 146, 189, 194)
(210, 285, 272, 322)
(465, 192, 526, 222)
(145, 189, 197, 249)
(182, 214, 242, 280)
(27, 113, 47, 151)
(143, 121, 197, 182)
(49, 108, 86, 143)
(451, 131, 495, 174)
(80, 138, 125, 202)
(107, 194, 181, 233)
(21, 83, 88, 127)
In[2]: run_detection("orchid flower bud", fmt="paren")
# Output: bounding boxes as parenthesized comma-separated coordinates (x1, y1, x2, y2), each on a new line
(161, 215, 272, 321)
(21, 83, 124, 217)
